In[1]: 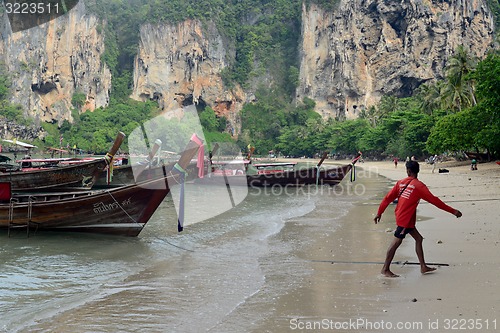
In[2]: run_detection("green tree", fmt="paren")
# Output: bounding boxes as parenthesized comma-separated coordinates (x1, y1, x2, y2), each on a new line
(0, 71, 9, 100)
(199, 107, 219, 132)
(469, 52, 500, 156)
(71, 91, 86, 109)
(417, 81, 443, 115)
(426, 109, 478, 153)
(441, 46, 477, 112)
(327, 119, 370, 154)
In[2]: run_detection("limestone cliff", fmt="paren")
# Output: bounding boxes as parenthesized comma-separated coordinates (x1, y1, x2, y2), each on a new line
(297, 0, 496, 119)
(131, 20, 245, 135)
(0, 117, 43, 143)
(0, 0, 497, 133)
(0, 1, 111, 125)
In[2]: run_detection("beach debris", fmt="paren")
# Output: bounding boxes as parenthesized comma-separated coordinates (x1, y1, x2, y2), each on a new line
(385, 228, 393, 233)
(437, 298, 442, 301)
(411, 298, 417, 302)
(437, 240, 443, 244)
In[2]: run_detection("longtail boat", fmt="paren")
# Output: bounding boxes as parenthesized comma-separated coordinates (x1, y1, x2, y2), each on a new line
(197, 153, 361, 187)
(0, 133, 125, 192)
(0, 135, 203, 236)
(94, 139, 166, 188)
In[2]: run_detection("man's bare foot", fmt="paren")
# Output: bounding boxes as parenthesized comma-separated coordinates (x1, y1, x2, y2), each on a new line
(381, 270, 399, 277)
(421, 266, 437, 274)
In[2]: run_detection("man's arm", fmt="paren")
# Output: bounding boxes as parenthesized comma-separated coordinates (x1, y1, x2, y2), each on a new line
(374, 183, 400, 224)
(419, 184, 462, 218)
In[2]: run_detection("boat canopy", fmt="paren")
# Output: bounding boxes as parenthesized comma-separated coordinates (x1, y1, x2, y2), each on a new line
(2, 139, 37, 149)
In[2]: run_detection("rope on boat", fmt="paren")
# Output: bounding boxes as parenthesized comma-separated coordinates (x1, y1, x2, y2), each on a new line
(165, 240, 194, 252)
(168, 169, 182, 185)
(106, 191, 141, 225)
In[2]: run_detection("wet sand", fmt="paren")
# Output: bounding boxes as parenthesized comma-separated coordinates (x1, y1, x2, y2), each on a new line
(254, 161, 395, 332)
(260, 159, 499, 332)
(367, 160, 500, 332)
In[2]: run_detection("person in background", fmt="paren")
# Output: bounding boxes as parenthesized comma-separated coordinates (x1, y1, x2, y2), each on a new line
(431, 154, 438, 173)
(393, 157, 398, 168)
(373, 161, 462, 277)
(471, 159, 477, 170)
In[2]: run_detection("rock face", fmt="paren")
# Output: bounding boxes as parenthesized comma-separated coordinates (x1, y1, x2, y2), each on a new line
(297, 0, 496, 119)
(0, 0, 497, 132)
(0, 1, 111, 125)
(131, 20, 245, 135)
(0, 117, 43, 143)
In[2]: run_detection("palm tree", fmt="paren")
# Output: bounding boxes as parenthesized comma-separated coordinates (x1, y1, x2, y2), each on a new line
(418, 82, 442, 115)
(378, 95, 400, 116)
(442, 46, 478, 112)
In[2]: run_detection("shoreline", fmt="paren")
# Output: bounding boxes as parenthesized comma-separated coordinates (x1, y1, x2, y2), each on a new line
(257, 160, 499, 332)
(255, 161, 397, 332)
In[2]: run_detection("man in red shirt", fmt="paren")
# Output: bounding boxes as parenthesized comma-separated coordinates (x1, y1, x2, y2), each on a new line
(374, 161, 462, 277)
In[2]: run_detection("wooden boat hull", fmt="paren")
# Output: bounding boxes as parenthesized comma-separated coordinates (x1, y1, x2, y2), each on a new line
(0, 158, 108, 192)
(1, 175, 172, 236)
(1, 133, 203, 237)
(196, 164, 353, 187)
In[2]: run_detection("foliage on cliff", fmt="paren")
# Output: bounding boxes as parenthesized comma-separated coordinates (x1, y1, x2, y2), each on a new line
(239, 48, 500, 159)
(55, 100, 159, 153)
(0, 64, 29, 126)
(85, 0, 302, 98)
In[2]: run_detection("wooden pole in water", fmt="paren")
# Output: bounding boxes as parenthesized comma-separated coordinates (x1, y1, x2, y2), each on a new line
(106, 132, 126, 160)
(317, 151, 328, 167)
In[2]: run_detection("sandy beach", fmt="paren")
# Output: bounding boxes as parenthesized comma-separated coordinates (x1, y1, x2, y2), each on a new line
(367, 160, 500, 332)
(261, 159, 500, 332)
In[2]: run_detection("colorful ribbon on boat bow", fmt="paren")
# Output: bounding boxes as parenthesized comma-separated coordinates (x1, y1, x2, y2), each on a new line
(105, 153, 114, 185)
(350, 153, 362, 182)
(190, 134, 205, 178)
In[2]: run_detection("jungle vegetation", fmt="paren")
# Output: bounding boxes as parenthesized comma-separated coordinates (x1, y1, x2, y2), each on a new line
(1, 1, 499, 159)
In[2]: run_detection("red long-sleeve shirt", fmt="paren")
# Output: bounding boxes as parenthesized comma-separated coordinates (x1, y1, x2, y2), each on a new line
(377, 176, 456, 228)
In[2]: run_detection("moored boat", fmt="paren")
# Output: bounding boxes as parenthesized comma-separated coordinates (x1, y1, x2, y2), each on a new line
(94, 139, 166, 188)
(196, 154, 361, 187)
(0, 134, 203, 236)
(0, 133, 125, 192)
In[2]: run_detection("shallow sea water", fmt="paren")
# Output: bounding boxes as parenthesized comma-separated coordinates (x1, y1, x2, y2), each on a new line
(0, 169, 388, 333)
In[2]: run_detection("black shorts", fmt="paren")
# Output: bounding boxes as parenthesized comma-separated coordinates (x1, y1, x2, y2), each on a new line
(394, 226, 414, 239)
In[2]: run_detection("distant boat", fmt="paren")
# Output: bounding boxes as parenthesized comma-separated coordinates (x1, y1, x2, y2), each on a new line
(0, 135, 203, 236)
(0, 133, 125, 192)
(197, 154, 361, 187)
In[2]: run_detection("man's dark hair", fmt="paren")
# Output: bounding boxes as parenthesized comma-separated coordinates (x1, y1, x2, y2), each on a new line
(406, 160, 420, 174)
